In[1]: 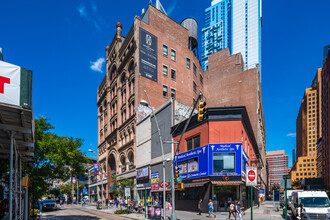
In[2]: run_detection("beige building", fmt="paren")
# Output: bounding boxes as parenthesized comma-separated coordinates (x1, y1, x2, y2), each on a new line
(290, 68, 322, 182)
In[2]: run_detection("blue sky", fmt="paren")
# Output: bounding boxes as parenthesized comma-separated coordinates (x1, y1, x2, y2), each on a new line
(1, 0, 330, 166)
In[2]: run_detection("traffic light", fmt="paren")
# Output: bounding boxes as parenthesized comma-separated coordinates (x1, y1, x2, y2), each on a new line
(197, 101, 207, 122)
(177, 182, 184, 190)
(175, 166, 179, 180)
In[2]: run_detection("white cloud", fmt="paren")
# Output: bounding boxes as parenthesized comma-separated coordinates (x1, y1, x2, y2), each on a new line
(77, 4, 87, 18)
(286, 133, 296, 137)
(90, 57, 105, 73)
(91, 1, 97, 12)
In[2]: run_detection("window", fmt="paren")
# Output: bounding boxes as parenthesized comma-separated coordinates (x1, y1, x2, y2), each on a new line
(186, 135, 200, 151)
(163, 85, 168, 97)
(193, 63, 197, 76)
(163, 45, 168, 56)
(163, 65, 168, 76)
(171, 88, 176, 99)
(171, 49, 176, 61)
(186, 58, 191, 69)
(200, 74, 204, 86)
(171, 69, 176, 80)
(193, 81, 197, 93)
(213, 153, 235, 173)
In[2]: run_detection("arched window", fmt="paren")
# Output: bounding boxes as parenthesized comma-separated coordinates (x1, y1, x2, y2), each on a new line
(110, 66, 117, 81)
(108, 154, 116, 175)
(128, 151, 134, 170)
(120, 155, 126, 173)
(129, 62, 135, 74)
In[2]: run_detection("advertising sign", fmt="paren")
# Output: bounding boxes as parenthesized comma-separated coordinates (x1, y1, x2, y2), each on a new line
(139, 28, 158, 82)
(209, 143, 243, 176)
(83, 186, 88, 194)
(136, 167, 149, 179)
(151, 172, 159, 179)
(72, 177, 76, 184)
(246, 166, 258, 186)
(0, 61, 32, 108)
(151, 183, 159, 191)
(93, 164, 99, 175)
(174, 145, 208, 180)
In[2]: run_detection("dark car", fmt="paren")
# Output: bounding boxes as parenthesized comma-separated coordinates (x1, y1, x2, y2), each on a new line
(42, 200, 57, 211)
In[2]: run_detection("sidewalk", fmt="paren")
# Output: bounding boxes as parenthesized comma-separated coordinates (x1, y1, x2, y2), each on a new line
(82, 201, 287, 220)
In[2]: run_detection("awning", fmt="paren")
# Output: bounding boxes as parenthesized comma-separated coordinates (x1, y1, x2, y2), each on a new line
(183, 181, 209, 188)
(211, 181, 243, 186)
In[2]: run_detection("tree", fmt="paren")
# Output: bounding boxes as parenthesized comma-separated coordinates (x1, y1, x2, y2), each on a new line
(110, 174, 135, 200)
(26, 116, 89, 199)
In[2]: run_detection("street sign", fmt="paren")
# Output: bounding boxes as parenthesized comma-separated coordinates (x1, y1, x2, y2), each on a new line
(160, 182, 169, 189)
(166, 178, 172, 182)
(246, 167, 257, 186)
(125, 188, 131, 197)
(281, 179, 291, 188)
(177, 177, 182, 182)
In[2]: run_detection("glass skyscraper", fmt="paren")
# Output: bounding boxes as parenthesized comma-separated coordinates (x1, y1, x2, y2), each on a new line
(202, 0, 262, 71)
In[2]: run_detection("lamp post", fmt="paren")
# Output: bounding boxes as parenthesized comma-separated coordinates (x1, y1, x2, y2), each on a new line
(88, 148, 97, 204)
(144, 90, 166, 220)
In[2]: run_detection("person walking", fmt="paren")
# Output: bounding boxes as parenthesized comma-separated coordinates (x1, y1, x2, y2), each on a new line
(228, 201, 235, 219)
(198, 199, 203, 215)
(235, 201, 242, 220)
(115, 198, 119, 208)
(208, 199, 216, 218)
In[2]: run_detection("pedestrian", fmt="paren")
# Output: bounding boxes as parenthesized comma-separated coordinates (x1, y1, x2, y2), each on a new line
(198, 199, 202, 215)
(228, 201, 235, 219)
(208, 199, 216, 218)
(115, 198, 119, 208)
(235, 201, 242, 220)
(106, 199, 108, 208)
(297, 203, 304, 220)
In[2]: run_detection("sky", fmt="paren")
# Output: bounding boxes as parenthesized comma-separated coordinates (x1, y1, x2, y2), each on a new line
(1, 0, 330, 167)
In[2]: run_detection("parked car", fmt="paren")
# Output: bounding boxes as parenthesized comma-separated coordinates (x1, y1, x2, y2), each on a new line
(281, 190, 303, 209)
(290, 191, 330, 219)
(42, 199, 57, 211)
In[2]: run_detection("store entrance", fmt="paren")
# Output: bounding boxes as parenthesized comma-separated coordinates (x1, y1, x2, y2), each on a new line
(213, 185, 239, 212)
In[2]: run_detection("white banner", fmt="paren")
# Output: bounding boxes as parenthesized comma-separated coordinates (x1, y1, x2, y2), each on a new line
(0, 61, 21, 106)
(246, 166, 258, 186)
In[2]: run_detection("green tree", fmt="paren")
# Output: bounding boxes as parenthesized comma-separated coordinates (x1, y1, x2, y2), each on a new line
(110, 174, 135, 200)
(26, 116, 89, 199)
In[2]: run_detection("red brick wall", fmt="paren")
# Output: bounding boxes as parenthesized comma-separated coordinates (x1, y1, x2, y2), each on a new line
(137, 6, 204, 109)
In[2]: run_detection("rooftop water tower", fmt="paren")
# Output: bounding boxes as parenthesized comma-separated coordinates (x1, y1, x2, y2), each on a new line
(180, 18, 198, 51)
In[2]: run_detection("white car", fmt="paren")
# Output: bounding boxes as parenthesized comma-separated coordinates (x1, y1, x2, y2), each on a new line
(291, 191, 330, 219)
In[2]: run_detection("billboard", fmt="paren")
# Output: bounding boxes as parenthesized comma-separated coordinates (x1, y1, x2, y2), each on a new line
(139, 28, 158, 82)
(136, 167, 149, 179)
(0, 61, 32, 108)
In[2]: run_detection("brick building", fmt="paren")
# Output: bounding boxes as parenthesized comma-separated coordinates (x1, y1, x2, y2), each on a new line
(203, 49, 267, 190)
(96, 5, 205, 200)
(318, 51, 330, 190)
(290, 68, 322, 183)
(265, 150, 289, 188)
(172, 106, 260, 212)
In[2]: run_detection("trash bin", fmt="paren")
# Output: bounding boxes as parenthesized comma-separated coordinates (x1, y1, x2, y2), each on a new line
(154, 206, 162, 219)
(97, 201, 103, 209)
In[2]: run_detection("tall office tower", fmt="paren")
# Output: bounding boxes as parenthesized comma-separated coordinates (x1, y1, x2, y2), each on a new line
(202, 0, 262, 71)
(266, 150, 289, 188)
(292, 149, 296, 165)
(290, 69, 322, 183)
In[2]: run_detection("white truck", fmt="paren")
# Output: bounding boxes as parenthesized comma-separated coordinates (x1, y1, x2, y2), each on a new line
(290, 191, 330, 220)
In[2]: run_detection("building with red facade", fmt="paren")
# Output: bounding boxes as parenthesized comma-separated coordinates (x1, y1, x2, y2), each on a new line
(265, 150, 288, 189)
(172, 106, 260, 212)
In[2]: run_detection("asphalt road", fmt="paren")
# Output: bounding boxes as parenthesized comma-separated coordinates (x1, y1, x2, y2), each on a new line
(41, 205, 128, 220)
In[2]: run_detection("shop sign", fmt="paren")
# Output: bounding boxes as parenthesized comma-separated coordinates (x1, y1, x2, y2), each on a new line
(151, 178, 159, 184)
(137, 167, 149, 179)
(174, 145, 208, 180)
(246, 166, 257, 186)
(209, 143, 243, 176)
(94, 164, 100, 175)
(136, 183, 145, 188)
(151, 172, 159, 179)
(151, 183, 159, 190)
(160, 182, 169, 189)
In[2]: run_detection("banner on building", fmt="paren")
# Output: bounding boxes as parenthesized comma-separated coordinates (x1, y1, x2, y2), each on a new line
(136, 167, 149, 179)
(94, 164, 99, 175)
(72, 177, 76, 184)
(0, 61, 32, 108)
(139, 28, 158, 82)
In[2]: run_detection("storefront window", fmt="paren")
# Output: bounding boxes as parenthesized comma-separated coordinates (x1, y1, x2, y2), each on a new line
(178, 187, 201, 200)
(213, 153, 235, 173)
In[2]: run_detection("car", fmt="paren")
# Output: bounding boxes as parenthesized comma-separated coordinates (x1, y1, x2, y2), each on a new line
(42, 199, 57, 211)
(281, 190, 303, 210)
(290, 191, 330, 219)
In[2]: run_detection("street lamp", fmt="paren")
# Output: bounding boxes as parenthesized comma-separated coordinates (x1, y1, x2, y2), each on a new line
(88, 146, 97, 204)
